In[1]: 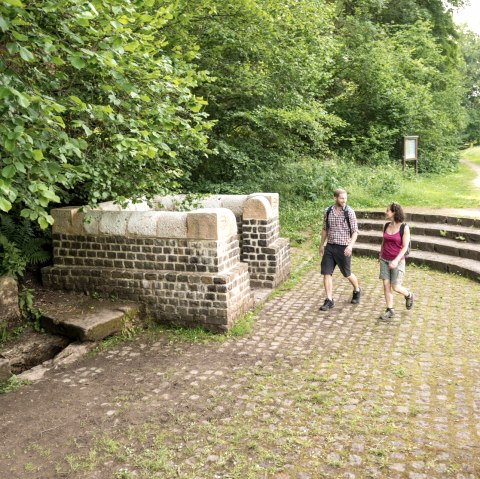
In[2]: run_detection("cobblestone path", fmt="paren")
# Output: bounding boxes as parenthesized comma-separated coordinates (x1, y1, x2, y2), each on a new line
(1, 256, 480, 478)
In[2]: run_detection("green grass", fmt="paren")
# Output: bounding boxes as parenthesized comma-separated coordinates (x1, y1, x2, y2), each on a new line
(280, 147, 480, 240)
(462, 146, 480, 165)
(351, 148, 480, 208)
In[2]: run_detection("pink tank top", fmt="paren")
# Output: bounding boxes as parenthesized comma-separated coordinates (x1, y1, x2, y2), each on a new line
(382, 229, 403, 260)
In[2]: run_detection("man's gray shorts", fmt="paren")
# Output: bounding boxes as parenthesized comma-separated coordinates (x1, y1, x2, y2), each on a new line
(379, 258, 405, 285)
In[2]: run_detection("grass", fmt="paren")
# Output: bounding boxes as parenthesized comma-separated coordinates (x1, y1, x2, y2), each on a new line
(0, 376, 30, 394)
(280, 147, 480, 241)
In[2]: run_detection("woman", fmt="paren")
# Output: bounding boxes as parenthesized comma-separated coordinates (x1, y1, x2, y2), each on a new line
(379, 203, 414, 320)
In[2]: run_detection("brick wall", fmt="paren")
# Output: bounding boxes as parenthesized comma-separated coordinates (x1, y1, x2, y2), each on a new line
(42, 194, 291, 331)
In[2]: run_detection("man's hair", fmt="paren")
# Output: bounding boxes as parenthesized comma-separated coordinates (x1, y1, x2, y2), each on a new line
(390, 202, 405, 223)
(333, 188, 347, 198)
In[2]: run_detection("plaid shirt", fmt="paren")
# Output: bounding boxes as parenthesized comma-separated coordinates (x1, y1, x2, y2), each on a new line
(323, 205, 359, 246)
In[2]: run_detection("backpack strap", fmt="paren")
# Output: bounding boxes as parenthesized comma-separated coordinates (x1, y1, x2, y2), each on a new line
(383, 222, 389, 233)
(399, 223, 405, 238)
(325, 205, 333, 230)
(343, 205, 352, 236)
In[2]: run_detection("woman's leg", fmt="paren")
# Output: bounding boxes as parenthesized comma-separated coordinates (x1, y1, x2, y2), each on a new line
(392, 283, 409, 297)
(383, 279, 394, 309)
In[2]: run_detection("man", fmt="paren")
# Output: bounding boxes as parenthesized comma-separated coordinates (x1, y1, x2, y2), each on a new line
(319, 188, 361, 311)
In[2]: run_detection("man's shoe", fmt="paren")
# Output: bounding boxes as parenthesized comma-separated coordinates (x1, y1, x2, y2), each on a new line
(380, 308, 394, 320)
(319, 299, 334, 311)
(351, 288, 361, 304)
(406, 292, 414, 310)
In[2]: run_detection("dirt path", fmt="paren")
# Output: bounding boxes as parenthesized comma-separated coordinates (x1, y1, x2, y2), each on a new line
(461, 158, 480, 188)
(1, 256, 480, 478)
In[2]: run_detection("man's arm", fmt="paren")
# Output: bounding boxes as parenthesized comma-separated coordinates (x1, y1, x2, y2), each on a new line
(319, 228, 327, 256)
(345, 209, 359, 257)
(344, 231, 358, 257)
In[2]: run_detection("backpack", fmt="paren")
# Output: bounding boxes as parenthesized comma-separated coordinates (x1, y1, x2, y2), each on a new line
(326, 205, 353, 236)
(383, 222, 411, 257)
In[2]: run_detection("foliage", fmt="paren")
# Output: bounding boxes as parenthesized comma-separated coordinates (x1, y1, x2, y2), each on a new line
(331, 19, 466, 173)
(0, 0, 477, 258)
(0, 0, 213, 228)
(0, 212, 50, 277)
(162, 0, 343, 189)
(19, 287, 43, 332)
(0, 375, 29, 393)
(458, 28, 480, 145)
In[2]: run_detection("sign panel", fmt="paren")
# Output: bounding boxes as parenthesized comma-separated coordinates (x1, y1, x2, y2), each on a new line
(404, 138, 417, 160)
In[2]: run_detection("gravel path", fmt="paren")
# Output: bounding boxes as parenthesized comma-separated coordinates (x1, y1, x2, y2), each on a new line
(1, 255, 480, 478)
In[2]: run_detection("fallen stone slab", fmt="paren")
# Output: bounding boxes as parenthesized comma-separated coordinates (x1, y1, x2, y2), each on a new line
(40, 295, 141, 341)
(17, 342, 97, 383)
(1, 330, 70, 374)
(0, 357, 12, 383)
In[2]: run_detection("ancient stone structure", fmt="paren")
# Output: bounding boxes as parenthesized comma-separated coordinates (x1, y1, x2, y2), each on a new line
(0, 276, 19, 324)
(42, 194, 290, 332)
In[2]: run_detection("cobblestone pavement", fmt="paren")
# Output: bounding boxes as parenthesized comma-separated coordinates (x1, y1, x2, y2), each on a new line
(1, 256, 480, 478)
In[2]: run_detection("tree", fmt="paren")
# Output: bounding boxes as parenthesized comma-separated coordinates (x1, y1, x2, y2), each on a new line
(458, 27, 480, 145)
(330, 4, 467, 172)
(0, 0, 212, 227)
(161, 0, 342, 191)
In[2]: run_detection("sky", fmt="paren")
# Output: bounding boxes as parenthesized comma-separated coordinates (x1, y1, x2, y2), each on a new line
(452, 1, 480, 35)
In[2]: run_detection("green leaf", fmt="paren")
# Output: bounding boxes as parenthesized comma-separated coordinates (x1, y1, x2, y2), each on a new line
(0, 16, 9, 32)
(2, 165, 16, 179)
(4, 139, 15, 152)
(12, 31, 28, 41)
(32, 149, 44, 161)
(14, 161, 26, 173)
(0, 197, 12, 213)
(51, 56, 65, 66)
(13, 91, 30, 108)
(19, 46, 34, 62)
(3, 0, 24, 6)
(51, 102, 66, 113)
(69, 55, 86, 69)
(0, 87, 12, 99)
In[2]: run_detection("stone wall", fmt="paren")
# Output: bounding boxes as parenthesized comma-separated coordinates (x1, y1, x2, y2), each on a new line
(42, 194, 290, 332)
(43, 208, 253, 332)
(0, 276, 20, 324)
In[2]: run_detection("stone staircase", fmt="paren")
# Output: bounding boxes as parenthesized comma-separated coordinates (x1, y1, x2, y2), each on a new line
(355, 210, 480, 282)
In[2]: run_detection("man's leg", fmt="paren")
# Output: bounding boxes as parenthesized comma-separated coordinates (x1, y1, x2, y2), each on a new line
(346, 273, 359, 291)
(324, 274, 333, 300)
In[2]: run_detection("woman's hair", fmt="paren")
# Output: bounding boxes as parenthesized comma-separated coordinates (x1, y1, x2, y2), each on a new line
(389, 202, 405, 223)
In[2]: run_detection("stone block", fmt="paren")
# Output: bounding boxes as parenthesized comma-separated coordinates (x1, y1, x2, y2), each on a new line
(243, 196, 273, 221)
(99, 211, 132, 236)
(156, 212, 188, 238)
(41, 297, 140, 341)
(248, 193, 279, 217)
(127, 211, 161, 237)
(187, 208, 237, 240)
(51, 207, 82, 235)
(0, 276, 19, 323)
(220, 195, 249, 216)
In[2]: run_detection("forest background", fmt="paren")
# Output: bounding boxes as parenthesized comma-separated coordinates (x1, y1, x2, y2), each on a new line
(1, 0, 480, 279)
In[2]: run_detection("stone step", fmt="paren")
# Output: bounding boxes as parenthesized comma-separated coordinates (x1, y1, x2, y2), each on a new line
(357, 229, 480, 261)
(354, 242, 480, 282)
(356, 210, 480, 227)
(39, 294, 141, 341)
(357, 218, 480, 243)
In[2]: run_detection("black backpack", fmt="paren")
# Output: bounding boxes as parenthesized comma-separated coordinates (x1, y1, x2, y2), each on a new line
(326, 205, 353, 236)
(383, 222, 411, 257)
